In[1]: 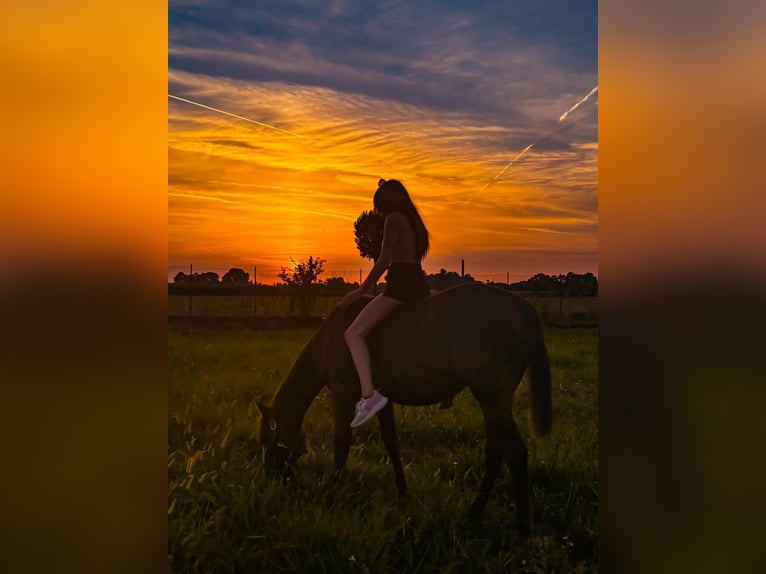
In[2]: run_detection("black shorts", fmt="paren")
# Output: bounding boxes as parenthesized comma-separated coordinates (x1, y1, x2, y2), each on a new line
(383, 262, 430, 303)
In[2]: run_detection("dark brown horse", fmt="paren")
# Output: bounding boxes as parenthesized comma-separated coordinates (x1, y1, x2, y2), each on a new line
(256, 283, 552, 535)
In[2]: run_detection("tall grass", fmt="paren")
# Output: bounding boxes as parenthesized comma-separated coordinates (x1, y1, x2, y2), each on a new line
(169, 327, 598, 573)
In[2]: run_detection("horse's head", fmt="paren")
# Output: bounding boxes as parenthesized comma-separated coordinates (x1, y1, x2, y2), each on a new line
(255, 401, 307, 469)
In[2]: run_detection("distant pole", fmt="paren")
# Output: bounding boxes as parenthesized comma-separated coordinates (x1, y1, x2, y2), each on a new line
(461, 259, 464, 278)
(188, 263, 193, 317)
(507, 271, 509, 285)
(253, 265, 258, 318)
(359, 268, 362, 285)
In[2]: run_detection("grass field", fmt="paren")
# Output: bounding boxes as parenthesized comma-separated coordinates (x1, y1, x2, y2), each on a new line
(168, 325, 598, 573)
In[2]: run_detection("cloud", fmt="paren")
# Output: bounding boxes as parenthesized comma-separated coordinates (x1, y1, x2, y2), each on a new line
(167, 1, 598, 279)
(169, 1, 597, 122)
(205, 139, 258, 150)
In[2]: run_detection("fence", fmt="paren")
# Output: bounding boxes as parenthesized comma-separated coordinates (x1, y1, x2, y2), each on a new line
(168, 292, 597, 327)
(167, 265, 569, 289)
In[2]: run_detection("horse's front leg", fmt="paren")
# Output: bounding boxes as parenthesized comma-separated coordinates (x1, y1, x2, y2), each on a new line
(377, 402, 407, 496)
(327, 399, 354, 505)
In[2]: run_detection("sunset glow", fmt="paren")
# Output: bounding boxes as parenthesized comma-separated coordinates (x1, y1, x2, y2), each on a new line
(169, 2, 598, 285)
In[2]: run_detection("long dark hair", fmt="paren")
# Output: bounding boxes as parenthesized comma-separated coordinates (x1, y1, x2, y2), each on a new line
(373, 179, 430, 260)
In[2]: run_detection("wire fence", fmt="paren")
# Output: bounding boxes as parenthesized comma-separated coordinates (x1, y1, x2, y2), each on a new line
(168, 264, 532, 287)
(167, 263, 597, 326)
(167, 292, 597, 327)
(169, 264, 365, 285)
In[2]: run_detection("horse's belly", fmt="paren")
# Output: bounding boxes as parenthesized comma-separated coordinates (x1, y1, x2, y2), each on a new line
(376, 370, 463, 407)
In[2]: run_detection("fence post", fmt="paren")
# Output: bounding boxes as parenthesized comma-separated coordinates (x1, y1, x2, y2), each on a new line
(252, 265, 257, 318)
(188, 263, 193, 317)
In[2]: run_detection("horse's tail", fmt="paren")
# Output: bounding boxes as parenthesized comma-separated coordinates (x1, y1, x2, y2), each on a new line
(526, 306, 552, 438)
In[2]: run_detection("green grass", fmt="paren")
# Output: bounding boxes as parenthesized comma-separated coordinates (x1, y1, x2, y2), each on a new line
(169, 327, 598, 573)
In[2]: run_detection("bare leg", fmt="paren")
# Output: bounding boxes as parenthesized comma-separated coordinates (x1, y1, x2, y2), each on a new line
(344, 294, 403, 398)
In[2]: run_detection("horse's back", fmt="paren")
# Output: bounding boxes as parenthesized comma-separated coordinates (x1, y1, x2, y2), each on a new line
(366, 284, 539, 404)
(381, 283, 533, 337)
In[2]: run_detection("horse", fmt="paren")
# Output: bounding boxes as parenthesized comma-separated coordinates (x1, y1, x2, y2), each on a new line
(255, 282, 552, 535)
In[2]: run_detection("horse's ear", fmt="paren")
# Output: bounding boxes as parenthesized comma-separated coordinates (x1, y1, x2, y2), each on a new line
(255, 400, 268, 415)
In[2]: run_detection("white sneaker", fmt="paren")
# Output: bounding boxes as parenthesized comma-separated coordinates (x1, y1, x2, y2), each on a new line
(350, 390, 389, 428)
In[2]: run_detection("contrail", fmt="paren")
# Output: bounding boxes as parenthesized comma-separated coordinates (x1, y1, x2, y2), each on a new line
(475, 144, 534, 195)
(469, 86, 598, 202)
(168, 94, 308, 138)
(559, 85, 598, 122)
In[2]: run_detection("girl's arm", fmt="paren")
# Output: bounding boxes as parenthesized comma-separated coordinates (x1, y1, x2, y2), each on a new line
(358, 214, 400, 294)
(339, 214, 403, 308)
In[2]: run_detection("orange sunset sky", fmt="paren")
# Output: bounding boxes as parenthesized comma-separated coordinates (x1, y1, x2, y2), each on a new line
(168, 1, 598, 285)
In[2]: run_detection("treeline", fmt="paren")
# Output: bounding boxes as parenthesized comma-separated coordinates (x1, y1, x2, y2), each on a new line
(169, 267, 597, 297)
(506, 272, 598, 297)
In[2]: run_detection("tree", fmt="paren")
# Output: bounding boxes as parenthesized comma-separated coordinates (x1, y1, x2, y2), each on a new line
(426, 268, 476, 291)
(277, 256, 326, 287)
(173, 271, 189, 284)
(277, 256, 327, 317)
(323, 276, 353, 296)
(508, 272, 598, 296)
(195, 271, 220, 284)
(353, 210, 384, 262)
(565, 272, 598, 296)
(222, 267, 250, 284)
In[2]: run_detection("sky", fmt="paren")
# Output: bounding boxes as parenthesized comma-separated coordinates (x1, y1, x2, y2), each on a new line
(168, 0, 598, 285)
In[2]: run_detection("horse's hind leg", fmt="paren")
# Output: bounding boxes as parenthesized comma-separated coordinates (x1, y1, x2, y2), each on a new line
(377, 402, 407, 496)
(467, 433, 503, 522)
(470, 394, 531, 535)
(499, 416, 531, 537)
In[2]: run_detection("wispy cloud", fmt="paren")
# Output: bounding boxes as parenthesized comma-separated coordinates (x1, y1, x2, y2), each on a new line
(168, 1, 598, 280)
(466, 88, 598, 202)
(470, 144, 535, 201)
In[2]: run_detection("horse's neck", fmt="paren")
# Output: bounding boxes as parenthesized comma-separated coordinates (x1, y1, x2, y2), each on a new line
(273, 346, 324, 425)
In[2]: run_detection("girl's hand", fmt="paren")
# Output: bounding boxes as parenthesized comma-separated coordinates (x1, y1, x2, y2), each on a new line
(339, 288, 363, 309)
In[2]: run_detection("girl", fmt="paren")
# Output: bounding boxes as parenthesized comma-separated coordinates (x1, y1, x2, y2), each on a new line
(340, 179, 431, 427)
